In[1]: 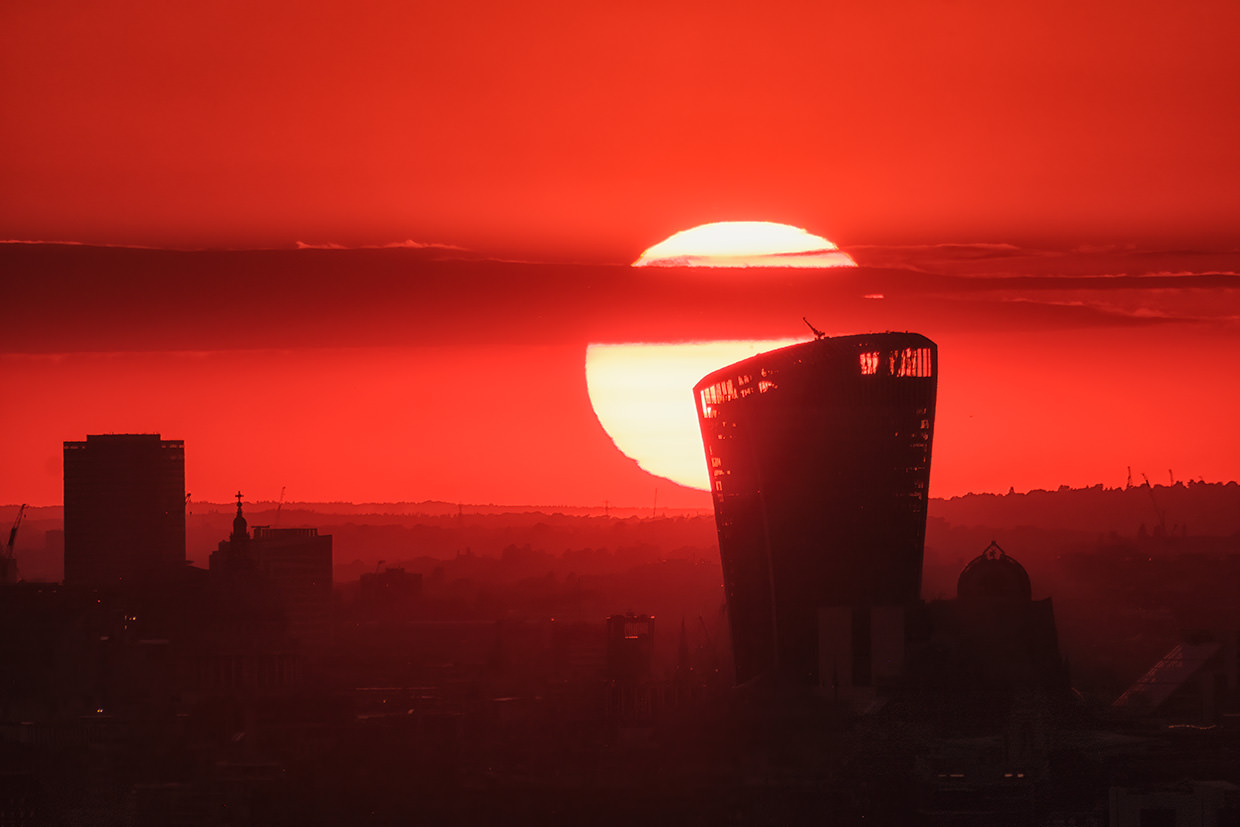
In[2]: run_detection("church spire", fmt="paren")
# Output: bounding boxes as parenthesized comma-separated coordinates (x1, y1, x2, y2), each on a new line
(231, 490, 249, 543)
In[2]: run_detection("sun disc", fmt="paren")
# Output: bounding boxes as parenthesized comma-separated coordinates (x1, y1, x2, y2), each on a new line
(586, 339, 806, 490)
(591, 221, 851, 493)
(634, 221, 857, 268)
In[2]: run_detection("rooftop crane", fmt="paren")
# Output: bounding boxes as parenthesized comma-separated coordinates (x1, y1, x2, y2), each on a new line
(803, 316, 827, 340)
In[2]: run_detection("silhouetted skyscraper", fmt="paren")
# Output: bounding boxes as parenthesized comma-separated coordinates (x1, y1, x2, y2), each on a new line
(694, 333, 937, 686)
(606, 613, 654, 682)
(63, 434, 185, 587)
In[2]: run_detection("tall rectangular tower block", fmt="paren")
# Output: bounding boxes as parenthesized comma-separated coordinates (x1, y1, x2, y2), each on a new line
(63, 434, 185, 587)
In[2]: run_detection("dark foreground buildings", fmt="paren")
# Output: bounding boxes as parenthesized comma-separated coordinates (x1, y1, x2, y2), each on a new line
(0, 376, 1229, 823)
(63, 433, 185, 588)
(694, 332, 937, 686)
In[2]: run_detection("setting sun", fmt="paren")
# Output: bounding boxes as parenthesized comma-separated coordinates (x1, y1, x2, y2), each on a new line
(590, 221, 858, 490)
(633, 221, 858, 268)
(586, 339, 805, 490)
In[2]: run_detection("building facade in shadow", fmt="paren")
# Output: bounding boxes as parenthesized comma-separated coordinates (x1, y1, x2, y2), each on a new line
(209, 495, 333, 650)
(63, 434, 185, 588)
(694, 332, 937, 687)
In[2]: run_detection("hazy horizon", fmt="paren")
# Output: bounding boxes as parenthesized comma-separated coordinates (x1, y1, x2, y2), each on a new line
(5, 241, 1237, 508)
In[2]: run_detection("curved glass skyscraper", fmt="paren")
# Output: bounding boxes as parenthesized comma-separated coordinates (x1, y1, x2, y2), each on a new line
(694, 333, 937, 686)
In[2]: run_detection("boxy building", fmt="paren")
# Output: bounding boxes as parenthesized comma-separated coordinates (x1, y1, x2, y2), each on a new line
(63, 434, 186, 588)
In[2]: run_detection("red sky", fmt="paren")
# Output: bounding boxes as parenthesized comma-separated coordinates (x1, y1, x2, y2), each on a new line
(2, 3, 1238, 507)
(3, 1, 1239, 256)
(2, 244, 1238, 507)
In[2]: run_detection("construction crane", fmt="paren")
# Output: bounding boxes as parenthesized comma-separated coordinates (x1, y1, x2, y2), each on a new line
(2, 504, 27, 585)
(275, 486, 286, 525)
(697, 614, 719, 672)
(1141, 473, 1167, 537)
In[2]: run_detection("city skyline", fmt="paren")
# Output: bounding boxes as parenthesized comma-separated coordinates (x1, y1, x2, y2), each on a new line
(3, 3, 1239, 822)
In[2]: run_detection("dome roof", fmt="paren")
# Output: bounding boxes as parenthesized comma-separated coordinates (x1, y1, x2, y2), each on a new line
(957, 541, 1032, 602)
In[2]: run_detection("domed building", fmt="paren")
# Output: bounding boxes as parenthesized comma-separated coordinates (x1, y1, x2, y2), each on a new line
(904, 543, 1072, 801)
(957, 541, 1033, 603)
(914, 541, 1068, 705)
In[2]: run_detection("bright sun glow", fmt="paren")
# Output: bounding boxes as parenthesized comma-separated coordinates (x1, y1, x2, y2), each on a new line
(586, 339, 806, 490)
(634, 221, 857, 268)
(586, 221, 853, 493)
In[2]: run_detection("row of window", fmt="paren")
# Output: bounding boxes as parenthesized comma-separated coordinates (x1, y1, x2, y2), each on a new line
(699, 372, 781, 419)
(859, 347, 934, 378)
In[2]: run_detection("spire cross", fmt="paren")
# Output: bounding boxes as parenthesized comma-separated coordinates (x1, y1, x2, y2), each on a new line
(231, 490, 249, 543)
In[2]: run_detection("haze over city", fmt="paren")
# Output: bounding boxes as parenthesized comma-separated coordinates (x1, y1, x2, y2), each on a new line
(3, 3, 1240, 823)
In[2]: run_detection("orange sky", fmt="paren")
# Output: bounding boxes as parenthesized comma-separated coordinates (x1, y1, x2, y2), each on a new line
(2, 244, 1237, 507)
(2, 2, 1238, 507)
(3, 1, 1239, 256)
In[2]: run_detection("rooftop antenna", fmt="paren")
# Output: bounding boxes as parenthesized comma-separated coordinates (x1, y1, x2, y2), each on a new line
(803, 317, 827, 339)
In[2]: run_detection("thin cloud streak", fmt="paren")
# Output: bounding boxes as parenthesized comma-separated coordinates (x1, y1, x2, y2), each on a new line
(294, 239, 470, 252)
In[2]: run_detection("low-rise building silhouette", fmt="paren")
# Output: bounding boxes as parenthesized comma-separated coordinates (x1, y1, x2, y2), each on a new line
(209, 494, 332, 649)
(358, 566, 422, 618)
